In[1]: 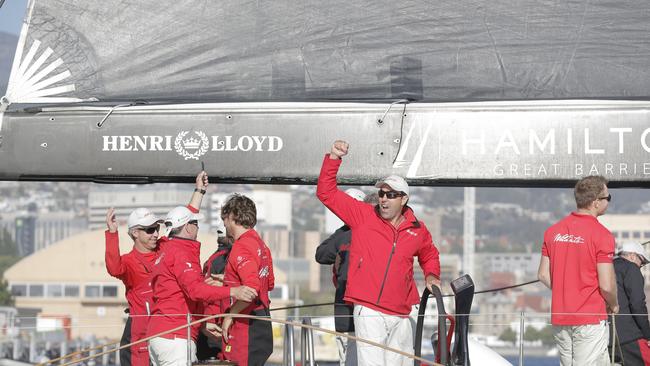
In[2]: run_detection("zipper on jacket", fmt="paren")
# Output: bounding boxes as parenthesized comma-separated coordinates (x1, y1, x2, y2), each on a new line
(376, 236, 397, 304)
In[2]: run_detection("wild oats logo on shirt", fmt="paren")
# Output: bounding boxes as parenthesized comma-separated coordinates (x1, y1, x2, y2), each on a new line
(553, 233, 585, 244)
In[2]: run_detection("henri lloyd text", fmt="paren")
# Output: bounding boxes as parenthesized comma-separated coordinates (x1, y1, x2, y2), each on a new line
(102, 131, 283, 160)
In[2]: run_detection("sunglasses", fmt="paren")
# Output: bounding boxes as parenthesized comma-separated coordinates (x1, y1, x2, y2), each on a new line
(597, 194, 612, 202)
(188, 220, 199, 227)
(139, 226, 159, 234)
(378, 190, 405, 199)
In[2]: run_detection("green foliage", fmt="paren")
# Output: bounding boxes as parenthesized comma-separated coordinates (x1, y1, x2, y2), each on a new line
(499, 327, 517, 343)
(537, 325, 556, 346)
(0, 227, 17, 257)
(523, 325, 539, 341)
(0, 280, 14, 306)
(0, 228, 19, 306)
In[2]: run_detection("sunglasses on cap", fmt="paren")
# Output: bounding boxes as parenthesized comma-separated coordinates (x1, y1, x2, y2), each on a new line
(139, 226, 159, 234)
(597, 194, 612, 202)
(378, 190, 405, 199)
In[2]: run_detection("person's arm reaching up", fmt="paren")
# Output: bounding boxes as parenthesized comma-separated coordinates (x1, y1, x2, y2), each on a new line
(105, 208, 127, 280)
(188, 170, 208, 211)
(316, 140, 367, 228)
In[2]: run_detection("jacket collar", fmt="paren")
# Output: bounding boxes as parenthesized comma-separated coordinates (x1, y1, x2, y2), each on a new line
(373, 204, 421, 228)
(168, 236, 201, 254)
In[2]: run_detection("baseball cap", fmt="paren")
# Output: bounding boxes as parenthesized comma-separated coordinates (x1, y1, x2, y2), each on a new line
(214, 217, 227, 238)
(165, 206, 205, 229)
(618, 242, 650, 265)
(375, 175, 409, 196)
(127, 208, 163, 229)
(345, 188, 366, 202)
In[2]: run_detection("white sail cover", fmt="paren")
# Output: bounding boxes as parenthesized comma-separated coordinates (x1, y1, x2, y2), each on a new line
(5, 0, 650, 104)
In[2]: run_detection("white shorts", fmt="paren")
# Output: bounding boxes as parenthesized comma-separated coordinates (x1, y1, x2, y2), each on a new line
(554, 321, 610, 366)
(148, 337, 197, 366)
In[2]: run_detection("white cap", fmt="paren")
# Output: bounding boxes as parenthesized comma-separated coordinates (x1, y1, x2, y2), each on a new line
(214, 217, 227, 238)
(618, 242, 650, 265)
(345, 188, 366, 202)
(375, 175, 409, 196)
(165, 206, 205, 229)
(127, 208, 163, 229)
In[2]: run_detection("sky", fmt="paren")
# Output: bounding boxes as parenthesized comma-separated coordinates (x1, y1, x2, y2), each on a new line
(0, 0, 28, 35)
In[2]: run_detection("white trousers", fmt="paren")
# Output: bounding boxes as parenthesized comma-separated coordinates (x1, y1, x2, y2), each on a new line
(336, 332, 358, 366)
(148, 337, 197, 366)
(554, 321, 610, 366)
(353, 305, 413, 366)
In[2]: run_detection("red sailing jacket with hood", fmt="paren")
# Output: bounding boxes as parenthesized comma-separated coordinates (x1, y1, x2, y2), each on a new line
(317, 155, 440, 315)
(147, 236, 231, 340)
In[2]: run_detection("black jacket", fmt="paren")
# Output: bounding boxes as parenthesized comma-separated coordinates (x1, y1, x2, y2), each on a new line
(315, 225, 354, 332)
(612, 257, 650, 345)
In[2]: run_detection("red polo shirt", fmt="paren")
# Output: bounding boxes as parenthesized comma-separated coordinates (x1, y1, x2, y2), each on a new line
(542, 212, 615, 325)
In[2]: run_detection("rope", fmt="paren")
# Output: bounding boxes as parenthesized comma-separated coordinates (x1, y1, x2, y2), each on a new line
(32, 277, 562, 365)
(270, 279, 543, 311)
(38, 313, 443, 366)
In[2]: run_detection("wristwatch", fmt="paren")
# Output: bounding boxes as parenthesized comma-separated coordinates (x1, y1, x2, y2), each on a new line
(194, 188, 206, 195)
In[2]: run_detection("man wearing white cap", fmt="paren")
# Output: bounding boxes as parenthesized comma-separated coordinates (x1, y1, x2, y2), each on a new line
(147, 204, 257, 365)
(612, 242, 650, 365)
(105, 171, 209, 366)
(317, 140, 441, 366)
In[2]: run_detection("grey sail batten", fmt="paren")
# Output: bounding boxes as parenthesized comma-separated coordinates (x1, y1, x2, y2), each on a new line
(1, 101, 650, 185)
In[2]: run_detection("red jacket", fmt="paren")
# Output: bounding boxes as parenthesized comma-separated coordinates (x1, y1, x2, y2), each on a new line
(105, 230, 157, 362)
(223, 229, 275, 312)
(105, 231, 157, 316)
(147, 237, 231, 340)
(317, 155, 440, 315)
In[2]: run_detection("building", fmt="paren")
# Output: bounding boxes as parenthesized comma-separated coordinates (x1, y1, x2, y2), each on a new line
(599, 214, 650, 285)
(599, 214, 650, 244)
(5, 229, 220, 339)
(87, 184, 198, 230)
(209, 188, 292, 233)
(6, 212, 87, 256)
(475, 253, 541, 288)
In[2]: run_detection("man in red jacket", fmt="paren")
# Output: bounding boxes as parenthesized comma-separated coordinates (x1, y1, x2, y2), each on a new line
(317, 140, 441, 366)
(105, 171, 209, 366)
(219, 194, 275, 366)
(147, 206, 257, 365)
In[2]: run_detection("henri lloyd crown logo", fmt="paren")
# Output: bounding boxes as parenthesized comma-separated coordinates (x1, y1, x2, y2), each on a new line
(102, 130, 283, 160)
(175, 131, 209, 160)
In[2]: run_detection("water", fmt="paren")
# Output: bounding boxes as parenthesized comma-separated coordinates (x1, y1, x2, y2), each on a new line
(504, 355, 558, 365)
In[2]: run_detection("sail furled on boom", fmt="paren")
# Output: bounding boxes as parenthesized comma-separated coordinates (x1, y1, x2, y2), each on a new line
(4, 0, 650, 105)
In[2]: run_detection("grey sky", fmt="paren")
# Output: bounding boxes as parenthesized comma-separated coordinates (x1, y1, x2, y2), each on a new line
(0, 0, 28, 35)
